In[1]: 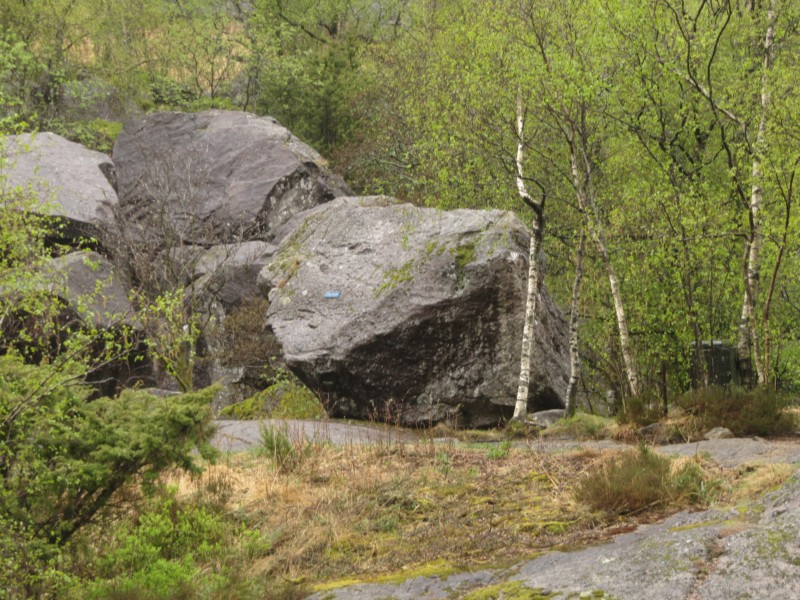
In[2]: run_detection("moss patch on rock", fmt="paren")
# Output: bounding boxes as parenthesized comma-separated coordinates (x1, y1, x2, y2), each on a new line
(219, 378, 325, 419)
(451, 240, 477, 290)
(461, 581, 555, 600)
(374, 260, 416, 297)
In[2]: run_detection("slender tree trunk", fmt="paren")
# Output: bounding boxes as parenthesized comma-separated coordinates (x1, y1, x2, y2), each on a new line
(569, 144, 641, 400)
(736, 289, 753, 387)
(762, 178, 793, 385)
(564, 229, 585, 416)
(598, 237, 641, 398)
(513, 96, 545, 422)
(513, 210, 544, 421)
(737, 0, 774, 386)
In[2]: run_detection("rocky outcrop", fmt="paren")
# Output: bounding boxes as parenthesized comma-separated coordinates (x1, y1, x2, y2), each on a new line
(112, 110, 351, 246)
(0, 132, 118, 245)
(4, 115, 572, 423)
(260, 196, 570, 427)
(190, 241, 278, 312)
(47, 251, 134, 329)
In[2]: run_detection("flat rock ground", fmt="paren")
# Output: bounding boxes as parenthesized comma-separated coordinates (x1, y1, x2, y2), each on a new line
(213, 420, 800, 599)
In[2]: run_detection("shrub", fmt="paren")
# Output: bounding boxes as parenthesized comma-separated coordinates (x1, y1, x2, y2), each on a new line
(575, 446, 715, 515)
(0, 353, 217, 592)
(99, 487, 224, 577)
(616, 391, 664, 426)
(677, 385, 797, 437)
(540, 412, 616, 440)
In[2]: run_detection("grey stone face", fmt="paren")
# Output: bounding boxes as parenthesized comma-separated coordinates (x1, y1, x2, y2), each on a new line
(47, 251, 134, 329)
(261, 196, 570, 427)
(111, 110, 351, 246)
(1, 132, 118, 244)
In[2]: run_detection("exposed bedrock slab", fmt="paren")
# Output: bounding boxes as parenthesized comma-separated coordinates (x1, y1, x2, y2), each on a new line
(312, 472, 800, 600)
(260, 196, 570, 427)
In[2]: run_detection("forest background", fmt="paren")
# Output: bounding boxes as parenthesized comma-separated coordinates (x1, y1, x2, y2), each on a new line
(4, 0, 800, 405)
(3, 1, 800, 598)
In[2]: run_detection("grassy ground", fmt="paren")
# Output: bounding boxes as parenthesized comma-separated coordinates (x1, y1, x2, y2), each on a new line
(160, 433, 794, 595)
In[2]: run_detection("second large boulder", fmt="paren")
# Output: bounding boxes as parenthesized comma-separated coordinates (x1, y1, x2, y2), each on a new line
(112, 110, 351, 245)
(260, 197, 570, 427)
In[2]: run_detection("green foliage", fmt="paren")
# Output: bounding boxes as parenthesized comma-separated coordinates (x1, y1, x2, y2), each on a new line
(0, 33, 40, 133)
(71, 479, 286, 600)
(136, 289, 200, 392)
(0, 352, 218, 538)
(99, 487, 224, 577)
(0, 352, 217, 593)
(575, 446, 717, 516)
(677, 386, 798, 438)
(51, 118, 123, 153)
(486, 439, 511, 460)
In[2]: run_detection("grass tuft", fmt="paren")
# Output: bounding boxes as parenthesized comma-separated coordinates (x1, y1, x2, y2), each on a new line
(540, 412, 617, 440)
(574, 445, 719, 515)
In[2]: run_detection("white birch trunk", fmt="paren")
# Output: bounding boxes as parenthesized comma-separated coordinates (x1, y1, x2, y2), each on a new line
(513, 214, 543, 421)
(569, 146, 641, 399)
(564, 229, 585, 416)
(737, 1, 774, 386)
(512, 96, 545, 422)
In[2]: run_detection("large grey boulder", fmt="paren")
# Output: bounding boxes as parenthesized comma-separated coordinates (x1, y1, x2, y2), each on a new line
(259, 196, 570, 427)
(112, 110, 351, 245)
(0, 133, 118, 244)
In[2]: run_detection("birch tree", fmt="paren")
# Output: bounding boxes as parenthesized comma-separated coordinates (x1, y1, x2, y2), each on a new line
(521, 0, 642, 400)
(512, 96, 547, 421)
(632, 0, 800, 387)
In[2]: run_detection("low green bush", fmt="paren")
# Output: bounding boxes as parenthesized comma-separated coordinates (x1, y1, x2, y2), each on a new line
(0, 353, 217, 596)
(575, 446, 717, 515)
(71, 483, 286, 600)
(98, 487, 224, 577)
(677, 385, 797, 437)
(616, 391, 664, 426)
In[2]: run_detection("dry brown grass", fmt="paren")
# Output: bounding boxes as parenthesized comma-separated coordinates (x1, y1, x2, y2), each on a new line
(161, 439, 777, 592)
(166, 442, 606, 587)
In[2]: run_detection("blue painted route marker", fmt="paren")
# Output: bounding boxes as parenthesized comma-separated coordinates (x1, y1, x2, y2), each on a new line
(323, 291, 341, 299)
